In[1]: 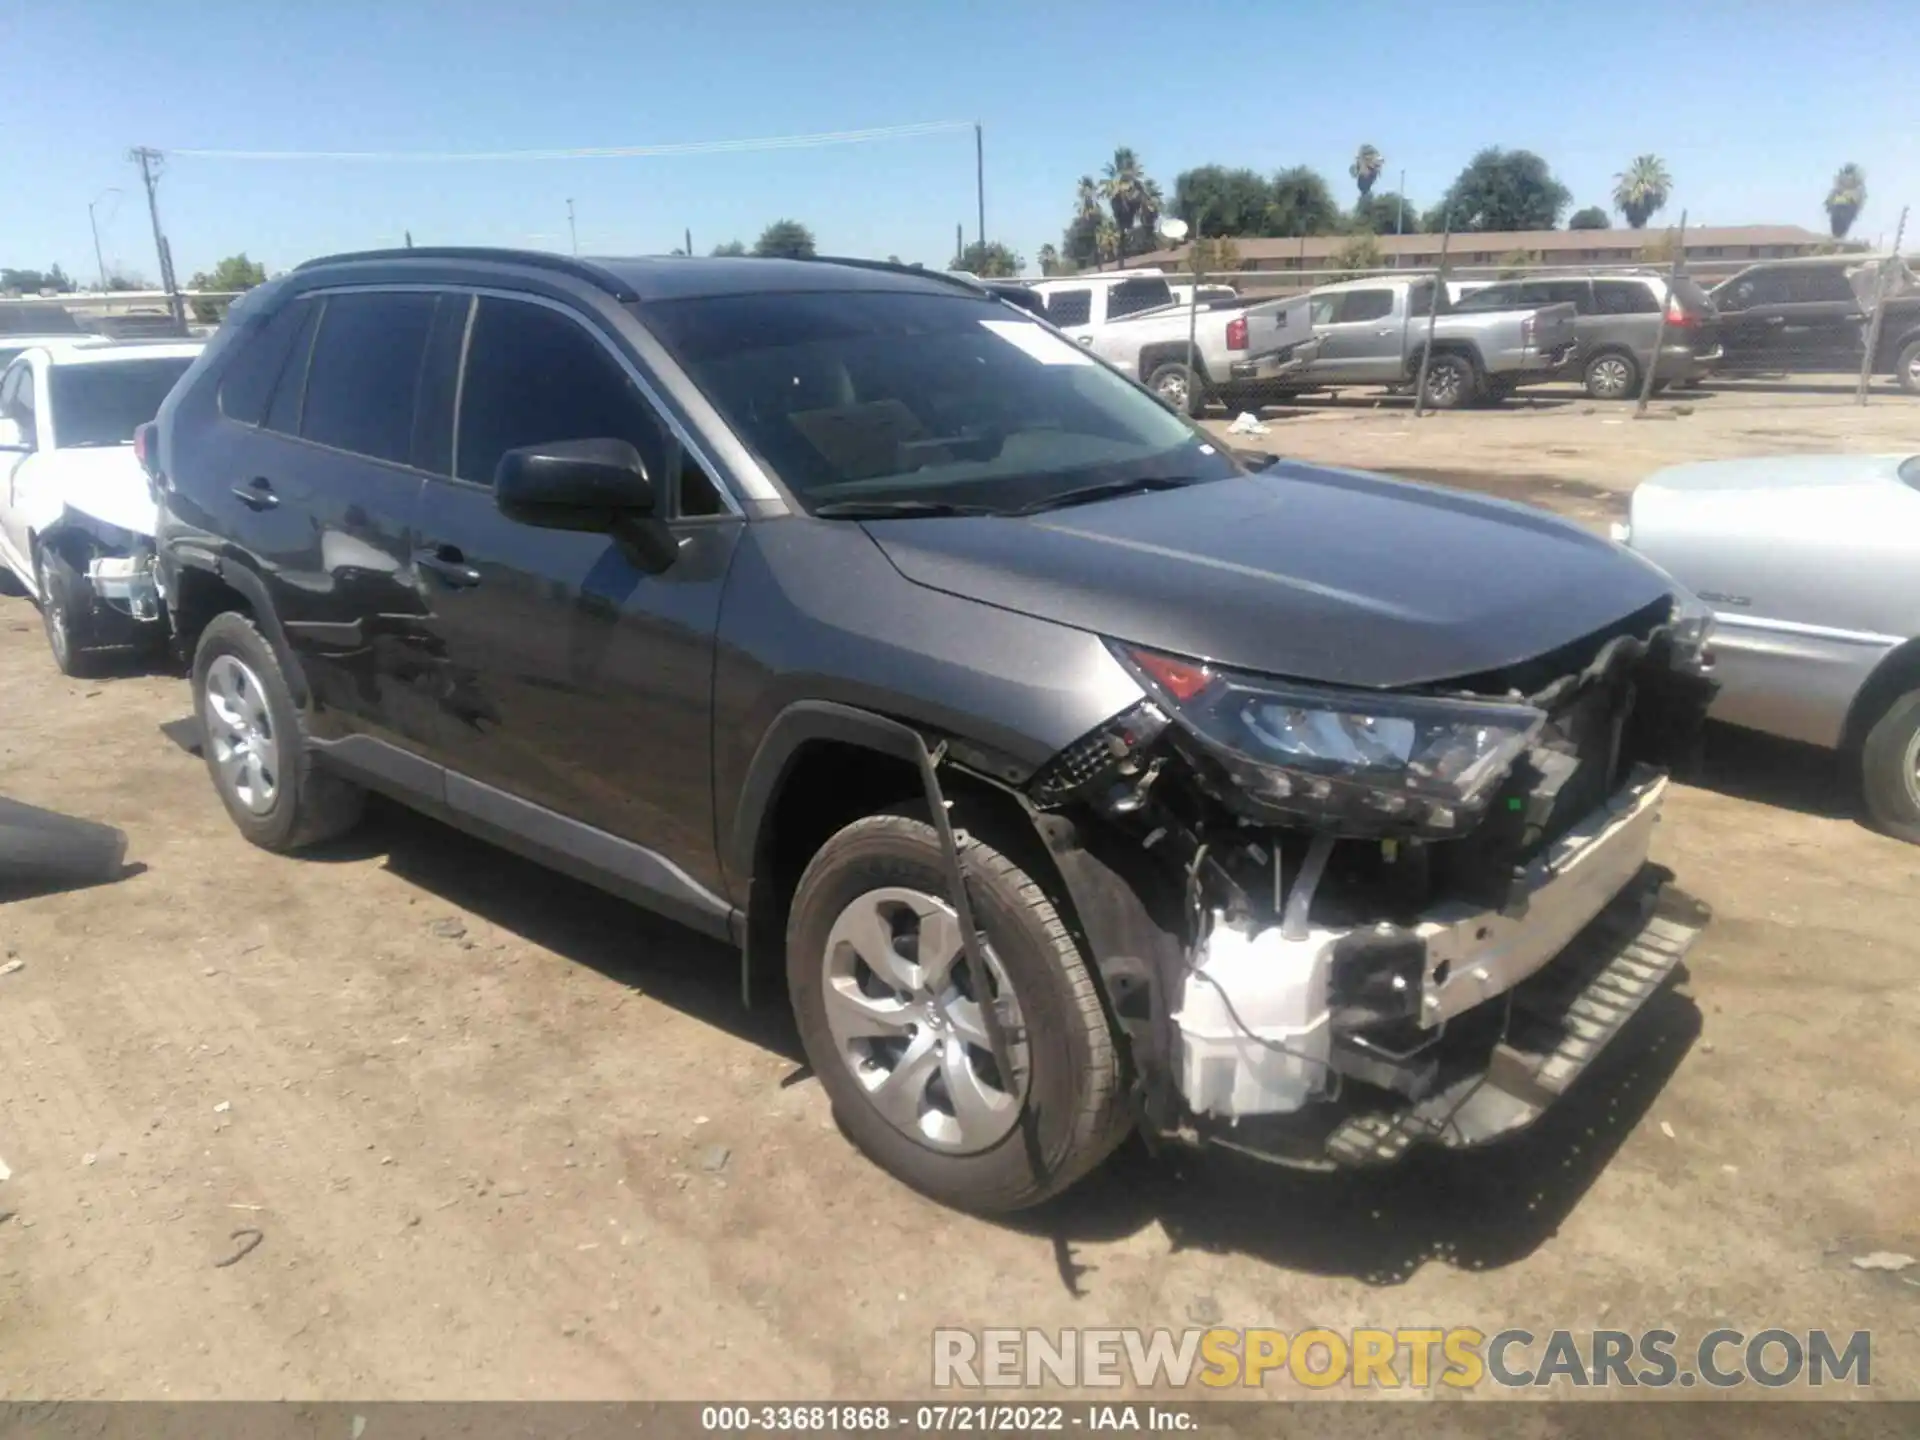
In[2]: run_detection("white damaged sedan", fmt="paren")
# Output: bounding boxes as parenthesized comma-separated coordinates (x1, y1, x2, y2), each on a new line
(1618, 452, 1920, 844)
(0, 339, 202, 674)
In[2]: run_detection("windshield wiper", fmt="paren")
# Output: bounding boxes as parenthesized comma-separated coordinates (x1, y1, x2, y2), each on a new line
(1009, 476, 1196, 516)
(812, 499, 1001, 520)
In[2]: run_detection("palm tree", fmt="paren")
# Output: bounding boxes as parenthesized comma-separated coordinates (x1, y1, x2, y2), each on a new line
(1101, 147, 1148, 262)
(1137, 177, 1165, 245)
(1037, 243, 1060, 276)
(1611, 155, 1672, 229)
(1095, 217, 1120, 266)
(1826, 163, 1867, 239)
(1074, 175, 1102, 230)
(1349, 144, 1384, 203)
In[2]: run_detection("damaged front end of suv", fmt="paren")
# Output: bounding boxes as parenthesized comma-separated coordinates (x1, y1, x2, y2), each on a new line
(1022, 590, 1718, 1170)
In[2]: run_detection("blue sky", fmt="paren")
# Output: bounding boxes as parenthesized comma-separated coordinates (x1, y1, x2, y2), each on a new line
(3, 0, 1915, 283)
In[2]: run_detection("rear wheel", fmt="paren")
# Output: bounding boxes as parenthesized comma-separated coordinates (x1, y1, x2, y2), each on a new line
(1860, 689, 1920, 845)
(1145, 361, 1206, 415)
(191, 612, 366, 851)
(1418, 352, 1478, 410)
(1585, 350, 1640, 401)
(1896, 337, 1920, 396)
(786, 809, 1130, 1212)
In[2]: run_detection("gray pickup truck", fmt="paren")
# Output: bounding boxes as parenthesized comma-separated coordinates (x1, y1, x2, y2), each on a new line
(1228, 275, 1578, 409)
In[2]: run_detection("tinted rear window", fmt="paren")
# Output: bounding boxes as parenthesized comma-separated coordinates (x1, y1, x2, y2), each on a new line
(219, 298, 318, 426)
(1107, 277, 1174, 319)
(48, 358, 195, 447)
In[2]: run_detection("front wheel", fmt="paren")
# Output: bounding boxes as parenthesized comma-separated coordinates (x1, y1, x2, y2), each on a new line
(1860, 689, 1920, 845)
(35, 544, 99, 678)
(786, 810, 1130, 1212)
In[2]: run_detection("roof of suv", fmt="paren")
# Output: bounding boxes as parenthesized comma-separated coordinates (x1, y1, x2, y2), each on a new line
(294, 247, 997, 304)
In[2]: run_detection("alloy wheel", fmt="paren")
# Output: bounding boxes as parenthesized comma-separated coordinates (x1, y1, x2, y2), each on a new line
(37, 558, 69, 671)
(1590, 356, 1634, 399)
(203, 655, 281, 815)
(820, 886, 1029, 1153)
(1155, 370, 1190, 408)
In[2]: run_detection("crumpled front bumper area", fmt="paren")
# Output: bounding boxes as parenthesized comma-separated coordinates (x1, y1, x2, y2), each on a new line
(1169, 769, 1703, 1169)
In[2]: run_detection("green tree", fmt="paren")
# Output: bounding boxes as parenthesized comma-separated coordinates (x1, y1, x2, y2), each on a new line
(1189, 235, 1242, 276)
(1611, 155, 1672, 229)
(1061, 174, 1106, 270)
(1330, 231, 1386, 279)
(1269, 166, 1341, 237)
(188, 253, 269, 292)
(1171, 165, 1273, 237)
(104, 271, 146, 292)
(710, 240, 748, 256)
(46, 264, 73, 292)
(752, 220, 816, 259)
(1434, 148, 1571, 232)
(1036, 243, 1064, 276)
(951, 240, 1023, 278)
(1496, 248, 1541, 278)
(1825, 163, 1867, 239)
(1352, 191, 1420, 235)
(1640, 228, 1683, 266)
(1101, 147, 1150, 262)
(1094, 217, 1120, 265)
(1569, 205, 1612, 230)
(1349, 144, 1384, 202)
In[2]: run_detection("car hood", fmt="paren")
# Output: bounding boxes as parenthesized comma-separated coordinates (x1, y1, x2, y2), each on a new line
(28, 447, 158, 538)
(1636, 453, 1916, 497)
(862, 462, 1677, 689)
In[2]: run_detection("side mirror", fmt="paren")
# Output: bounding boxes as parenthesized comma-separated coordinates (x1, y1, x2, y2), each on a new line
(493, 439, 653, 532)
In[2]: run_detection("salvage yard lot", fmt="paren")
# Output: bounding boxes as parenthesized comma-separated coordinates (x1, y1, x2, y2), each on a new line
(2, 382, 1918, 1400)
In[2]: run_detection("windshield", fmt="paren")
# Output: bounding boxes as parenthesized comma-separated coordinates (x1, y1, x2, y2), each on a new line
(48, 357, 193, 447)
(641, 289, 1235, 513)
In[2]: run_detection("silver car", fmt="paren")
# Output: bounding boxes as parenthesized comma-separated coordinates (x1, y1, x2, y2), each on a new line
(1618, 453, 1920, 842)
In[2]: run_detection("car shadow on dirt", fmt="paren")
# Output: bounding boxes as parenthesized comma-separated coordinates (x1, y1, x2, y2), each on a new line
(1690, 721, 1858, 822)
(1009, 977, 1701, 1289)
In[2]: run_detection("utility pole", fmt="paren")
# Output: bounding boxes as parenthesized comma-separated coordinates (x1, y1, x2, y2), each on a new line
(1395, 168, 1405, 269)
(567, 199, 578, 255)
(974, 123, 985, 250)
(1635, 209, 1687, 415)
(1413, 214, 1453, 418)
(129, 146, 184, 328)
(955, 223, 964, 267)
(88, 187, 120, 293)
(1857, 206, 1909, 406)
(684, 227, 693, 258)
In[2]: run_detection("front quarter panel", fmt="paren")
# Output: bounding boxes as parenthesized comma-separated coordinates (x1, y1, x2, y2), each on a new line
(711, 518, 1145, 896)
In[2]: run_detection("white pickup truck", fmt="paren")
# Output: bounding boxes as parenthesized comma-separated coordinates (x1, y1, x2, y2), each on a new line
(1027, 272, 1263, 412)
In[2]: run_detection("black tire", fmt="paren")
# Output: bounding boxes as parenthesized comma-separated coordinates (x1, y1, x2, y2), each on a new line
(190, 612, 366, 852)
(1896, 337, 1920, 397)
(1480, 377, 1517, 407)
(1585, 349, 1641, 401)
(786, 808, 1130, 1213)
(35, 544, 101, 678)
(1145, 361, 1208, 416)
(1860, 689, 1920, 845)
(1418, 351, 1479, 410)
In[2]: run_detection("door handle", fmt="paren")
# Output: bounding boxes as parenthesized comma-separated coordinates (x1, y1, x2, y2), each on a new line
(231, 477, 279, 510)
(1077, 335, 1093, 346)
(1764, 315, 1787, 325)
(1376, 328, 1396, 336)
(415, 544, 481, 588)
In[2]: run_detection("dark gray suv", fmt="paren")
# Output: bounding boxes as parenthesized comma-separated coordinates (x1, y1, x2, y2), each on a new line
(145, 248, 1717, 1211)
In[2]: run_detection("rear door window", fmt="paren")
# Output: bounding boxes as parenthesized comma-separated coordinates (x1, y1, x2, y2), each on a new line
(262, 300, 323, 436)
(1333, 289, 1393, 323)
(300, 292, 438, 465)
(1044, 289, 1092, 327)
(1106, 277, 1174, 319)
(1786, 266, 1858, 304)
(1594, 280, 1661, 315)
(1538, 279, 1592, 313)
(1454, 282, 1523, 311)
(219, 298, 318, 426)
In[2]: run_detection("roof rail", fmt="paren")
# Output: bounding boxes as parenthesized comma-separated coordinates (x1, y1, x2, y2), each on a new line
(293, 247, 640, 301)
(806, 255, 989, 295)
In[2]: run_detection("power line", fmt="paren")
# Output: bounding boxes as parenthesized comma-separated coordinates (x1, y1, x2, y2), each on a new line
(167, 120, 974, 163)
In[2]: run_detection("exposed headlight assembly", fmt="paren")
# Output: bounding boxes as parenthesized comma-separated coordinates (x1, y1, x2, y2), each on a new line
(1665, 586, 1716, 666)
(1113, 643, 1545, 837)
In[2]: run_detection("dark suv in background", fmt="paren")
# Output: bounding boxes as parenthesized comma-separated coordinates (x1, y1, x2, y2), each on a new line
(1710, 255, 1920, 390)
(1453, 273, 1721, 400)
(146, 248, 1716, 1212)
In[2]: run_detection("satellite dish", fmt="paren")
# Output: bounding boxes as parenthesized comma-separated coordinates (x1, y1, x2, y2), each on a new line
(1158, 218, 1191, 242)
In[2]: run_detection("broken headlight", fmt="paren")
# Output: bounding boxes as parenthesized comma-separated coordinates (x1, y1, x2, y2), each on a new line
(1115, 644, 1544, 837)
(1665, 587, 1715, 668)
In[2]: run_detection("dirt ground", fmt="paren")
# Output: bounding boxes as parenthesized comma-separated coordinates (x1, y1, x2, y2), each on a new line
(1, 378, 1918, 1402)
